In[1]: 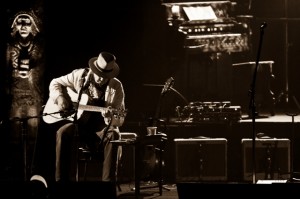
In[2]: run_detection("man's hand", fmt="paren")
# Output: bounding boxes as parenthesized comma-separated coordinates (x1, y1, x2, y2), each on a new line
(103, 106, 113, 118)
(103, 106, 126, 127)
(56, 95, 70, 111)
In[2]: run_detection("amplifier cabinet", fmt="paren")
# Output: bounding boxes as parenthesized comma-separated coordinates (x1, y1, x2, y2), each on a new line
(174, 138, 227, 182)
(242, 138, 290, 181)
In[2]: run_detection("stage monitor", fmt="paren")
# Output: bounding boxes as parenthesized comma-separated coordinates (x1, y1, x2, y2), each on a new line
(242, 138, 290, 182)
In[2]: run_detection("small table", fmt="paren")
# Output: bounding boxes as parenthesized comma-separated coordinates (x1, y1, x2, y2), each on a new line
(111, 133, 167, 198)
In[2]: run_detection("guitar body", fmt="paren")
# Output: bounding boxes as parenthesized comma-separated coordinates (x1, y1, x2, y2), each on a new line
(43, 88, 126, 124)
(143, 77, 173, 179)
(42, 89, 89, 124)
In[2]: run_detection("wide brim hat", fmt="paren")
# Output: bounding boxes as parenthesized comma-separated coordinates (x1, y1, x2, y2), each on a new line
(88, 52, 119, 79)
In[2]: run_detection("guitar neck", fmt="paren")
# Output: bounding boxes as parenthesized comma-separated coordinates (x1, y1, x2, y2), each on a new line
(78, 104, 108, 113)
(150, 78, 174, 127)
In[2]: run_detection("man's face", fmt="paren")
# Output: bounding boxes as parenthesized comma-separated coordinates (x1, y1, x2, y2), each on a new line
(15, 16, 32, 38)
(93, 73, 109, 86)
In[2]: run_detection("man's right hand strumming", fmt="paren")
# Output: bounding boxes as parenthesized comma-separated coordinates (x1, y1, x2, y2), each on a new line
(56, 95, 71, 111)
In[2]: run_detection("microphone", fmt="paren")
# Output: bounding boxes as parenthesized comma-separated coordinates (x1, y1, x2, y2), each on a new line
(260, 22, 267, 29)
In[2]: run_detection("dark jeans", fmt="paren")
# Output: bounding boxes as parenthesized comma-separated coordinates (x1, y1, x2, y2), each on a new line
(31, 118, 120, 183)
(55, 122, 120, 182)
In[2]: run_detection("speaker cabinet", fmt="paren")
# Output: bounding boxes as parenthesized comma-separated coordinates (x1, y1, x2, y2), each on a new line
(174, 138, 227, 182)
(242, 138, 290, 181)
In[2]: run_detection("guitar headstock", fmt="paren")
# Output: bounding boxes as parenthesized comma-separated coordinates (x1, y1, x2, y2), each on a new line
(112, 108, 128, 118)
(161, 77, 174, 95)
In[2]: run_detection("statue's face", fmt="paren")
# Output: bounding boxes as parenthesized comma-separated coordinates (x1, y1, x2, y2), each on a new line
(15, 16, 32, 38)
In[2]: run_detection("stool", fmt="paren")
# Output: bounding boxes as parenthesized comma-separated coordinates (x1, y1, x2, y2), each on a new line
(76, 146, 93, 181)
(112, 132, 138, 186)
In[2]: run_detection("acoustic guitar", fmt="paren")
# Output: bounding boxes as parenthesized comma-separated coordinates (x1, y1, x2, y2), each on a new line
(42, 88, 126, 124)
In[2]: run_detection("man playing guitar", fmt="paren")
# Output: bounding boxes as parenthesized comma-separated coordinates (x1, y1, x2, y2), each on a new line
(32, 52, 126, 185)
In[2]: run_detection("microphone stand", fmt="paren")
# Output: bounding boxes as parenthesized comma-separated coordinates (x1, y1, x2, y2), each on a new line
(248, 22, 267, 184)
(286, 95, 300, 181)
(74, 76, 85, 182)
(74, 98, 81, 182)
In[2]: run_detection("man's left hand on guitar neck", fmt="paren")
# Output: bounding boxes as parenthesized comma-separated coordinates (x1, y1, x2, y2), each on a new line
(103, 106, 126, 127)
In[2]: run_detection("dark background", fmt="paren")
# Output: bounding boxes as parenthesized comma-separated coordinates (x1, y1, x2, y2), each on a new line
(1, 0, 300, 183)
(2, 0, 300, 123)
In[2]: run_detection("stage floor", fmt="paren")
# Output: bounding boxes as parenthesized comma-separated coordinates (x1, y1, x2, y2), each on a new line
(240, 113, 300, 123)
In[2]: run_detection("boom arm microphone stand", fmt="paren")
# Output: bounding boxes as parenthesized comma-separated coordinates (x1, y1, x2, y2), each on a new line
(249, 22, 267, 184)
(74, 75, 85, 182)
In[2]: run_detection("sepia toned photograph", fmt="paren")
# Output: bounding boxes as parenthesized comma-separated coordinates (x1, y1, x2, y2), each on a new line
(1, 0, 300, 198)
